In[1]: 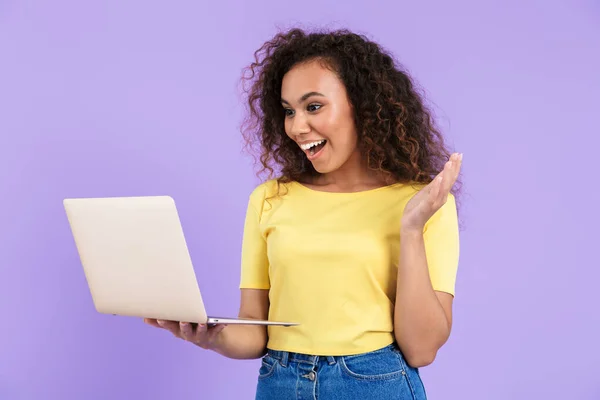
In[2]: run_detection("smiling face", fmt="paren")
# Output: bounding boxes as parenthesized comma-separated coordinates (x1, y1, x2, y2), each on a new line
(281, 59, 361, 175)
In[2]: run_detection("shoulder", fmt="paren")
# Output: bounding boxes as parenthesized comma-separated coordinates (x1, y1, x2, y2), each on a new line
(248, 179, 279, 201)
(246, 178, 288, 214)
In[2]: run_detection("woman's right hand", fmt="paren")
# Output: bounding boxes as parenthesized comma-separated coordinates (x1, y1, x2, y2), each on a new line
(144, 318, 227, 350)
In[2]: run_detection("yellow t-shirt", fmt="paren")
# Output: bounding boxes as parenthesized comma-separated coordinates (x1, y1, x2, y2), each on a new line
(239, 179, 459, 356)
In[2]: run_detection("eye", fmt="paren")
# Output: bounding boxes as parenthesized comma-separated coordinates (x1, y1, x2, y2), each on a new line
(307, 103, 322, 112)
(284, 108, 294, 117)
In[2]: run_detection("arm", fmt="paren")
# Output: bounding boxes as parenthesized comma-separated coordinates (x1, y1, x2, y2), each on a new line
(394, 229, 453, 368)
(211, 289, 270, 360)
(394, 153, 461, 368)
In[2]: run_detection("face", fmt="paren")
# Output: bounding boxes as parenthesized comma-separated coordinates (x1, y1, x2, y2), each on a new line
(280, 60, 360, 175)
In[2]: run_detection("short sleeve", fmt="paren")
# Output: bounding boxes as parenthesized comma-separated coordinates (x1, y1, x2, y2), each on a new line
(423, 193, 460, 296)
(239, 186, 270, 290)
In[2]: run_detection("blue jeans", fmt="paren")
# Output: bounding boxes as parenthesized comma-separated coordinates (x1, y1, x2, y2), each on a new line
(255, 343, 427, 400)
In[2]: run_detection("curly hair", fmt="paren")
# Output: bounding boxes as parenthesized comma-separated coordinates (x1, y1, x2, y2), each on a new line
(240, 27, 462, 205)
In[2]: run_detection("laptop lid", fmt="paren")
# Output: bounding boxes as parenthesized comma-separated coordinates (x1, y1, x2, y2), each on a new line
(63, 195, 209, 324)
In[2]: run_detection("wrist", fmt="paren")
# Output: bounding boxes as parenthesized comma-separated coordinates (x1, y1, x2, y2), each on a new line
(400, 225, 424, 237)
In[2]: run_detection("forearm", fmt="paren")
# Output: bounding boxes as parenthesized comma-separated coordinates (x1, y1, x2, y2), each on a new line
(211, 324, 268, 360)
(394, 228, 450, 366)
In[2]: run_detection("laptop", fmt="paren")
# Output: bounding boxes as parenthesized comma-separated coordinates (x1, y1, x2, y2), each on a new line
(63, 195, 298, 327)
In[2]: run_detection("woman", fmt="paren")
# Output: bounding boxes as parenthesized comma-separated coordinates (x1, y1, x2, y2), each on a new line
(145, 27, 462, 399)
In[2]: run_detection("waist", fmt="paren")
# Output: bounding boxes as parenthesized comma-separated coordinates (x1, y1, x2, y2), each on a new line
(266, 329, 395, 357)
(266, 343, 401, 365)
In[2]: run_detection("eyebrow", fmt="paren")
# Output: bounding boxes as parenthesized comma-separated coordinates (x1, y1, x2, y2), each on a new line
(281, 91, 325, 105)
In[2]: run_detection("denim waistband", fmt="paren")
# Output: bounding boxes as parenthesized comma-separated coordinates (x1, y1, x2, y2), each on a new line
(266, 343, 397, 367)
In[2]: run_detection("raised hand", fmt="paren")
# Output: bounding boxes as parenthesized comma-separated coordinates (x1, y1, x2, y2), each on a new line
(401, 152, 462, 233)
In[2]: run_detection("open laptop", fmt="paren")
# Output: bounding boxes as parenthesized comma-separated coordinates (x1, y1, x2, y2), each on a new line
(63, 195, 298, 327)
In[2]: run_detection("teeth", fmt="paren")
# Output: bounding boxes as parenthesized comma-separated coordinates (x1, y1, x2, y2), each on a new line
(300, 140, 325, 151)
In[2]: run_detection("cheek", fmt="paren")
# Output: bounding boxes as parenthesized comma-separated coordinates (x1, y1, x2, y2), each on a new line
(283, 119, 293, 138)
(313, 113, 342, 141)
(324, 117, 358, 151)
(329, 106, 354, 132)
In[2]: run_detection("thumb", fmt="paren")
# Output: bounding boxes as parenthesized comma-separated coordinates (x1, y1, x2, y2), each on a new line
(209, 324, 227, 336)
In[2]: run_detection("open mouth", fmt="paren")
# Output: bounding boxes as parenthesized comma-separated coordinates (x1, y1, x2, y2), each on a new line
(300, 139, 327, 157)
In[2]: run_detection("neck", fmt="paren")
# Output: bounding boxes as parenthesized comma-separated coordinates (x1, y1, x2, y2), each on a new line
(312, 150, 389, 191)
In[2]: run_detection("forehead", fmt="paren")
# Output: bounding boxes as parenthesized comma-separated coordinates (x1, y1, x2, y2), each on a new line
(281, 60, 346, 101)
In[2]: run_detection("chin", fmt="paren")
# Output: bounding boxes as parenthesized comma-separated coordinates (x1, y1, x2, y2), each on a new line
(311, 162, 336, 174)
(312, 165, 328, 174)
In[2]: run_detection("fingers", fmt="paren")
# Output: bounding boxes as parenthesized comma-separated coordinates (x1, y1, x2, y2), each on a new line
(451, 152, 462, 177)
(428, 153, 461, 207)
(441, 153, 462, 194)
(144, 318, 161, 328)
(197, 323, 208, 334)
(449, 153, 462, 187)
(197, 324, 227, 349)
(209, 324, 227, 336)
(441, 161, 454, 194)
(144, 319, 227, 349)
(153, 320, 197, 342)
(195, 323, 226, 338)
(180, 322, 194, 340)
(156, 319, 182, 337)
(430, 174, 443, 200)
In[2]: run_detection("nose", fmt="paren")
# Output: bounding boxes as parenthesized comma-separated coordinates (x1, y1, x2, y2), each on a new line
(289, 112, 311, 136)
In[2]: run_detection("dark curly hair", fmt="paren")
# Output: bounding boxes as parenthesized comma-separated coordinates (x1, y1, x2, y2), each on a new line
(240, 27, 462, 206)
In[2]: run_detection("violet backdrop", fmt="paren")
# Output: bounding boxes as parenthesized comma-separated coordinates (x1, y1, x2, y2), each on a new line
(1, 0, 599, 399)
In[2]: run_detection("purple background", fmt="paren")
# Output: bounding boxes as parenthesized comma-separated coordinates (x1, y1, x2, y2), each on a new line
(1, 1, 599, 399)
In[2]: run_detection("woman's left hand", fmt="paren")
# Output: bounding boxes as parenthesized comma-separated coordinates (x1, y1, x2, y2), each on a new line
(401, 152, 462, 233)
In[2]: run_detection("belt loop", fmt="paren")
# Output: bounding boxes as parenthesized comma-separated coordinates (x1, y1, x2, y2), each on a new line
(326, 356, 336, 365)
(280, 351, 289, 367)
